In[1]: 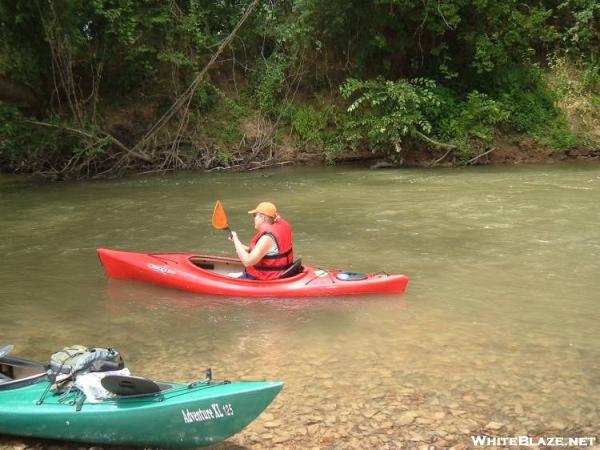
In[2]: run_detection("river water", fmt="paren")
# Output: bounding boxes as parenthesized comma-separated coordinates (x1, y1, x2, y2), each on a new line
(1, 164, 599, 449)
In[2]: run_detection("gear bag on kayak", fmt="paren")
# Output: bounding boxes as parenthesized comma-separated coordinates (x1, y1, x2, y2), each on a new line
(48, 345, 124, 391)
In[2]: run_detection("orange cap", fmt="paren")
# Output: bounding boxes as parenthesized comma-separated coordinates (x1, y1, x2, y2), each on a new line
(248, 202, 278, 218)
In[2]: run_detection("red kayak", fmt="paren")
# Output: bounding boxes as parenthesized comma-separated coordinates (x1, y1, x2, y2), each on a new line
(97, 248, 408, 298)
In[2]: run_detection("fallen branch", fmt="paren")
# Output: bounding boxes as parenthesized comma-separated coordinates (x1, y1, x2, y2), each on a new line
(24, 119, 152, 163)
(465, 147, 496, 165)
(415, 130, 457, 150)
(429, 147, 454, 167)
(247, 161, 293, 171)
(134, 0, 260, 152)
(135, 168, 177, 176)
(206, 164, 244, 172)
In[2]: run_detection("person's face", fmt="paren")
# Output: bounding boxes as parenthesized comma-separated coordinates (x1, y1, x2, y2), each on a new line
(253, 213, 273, 229)
(253, 213, 263, 229)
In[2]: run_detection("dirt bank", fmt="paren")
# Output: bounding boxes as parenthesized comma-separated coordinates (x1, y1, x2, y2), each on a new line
(312, 138, 600, 169)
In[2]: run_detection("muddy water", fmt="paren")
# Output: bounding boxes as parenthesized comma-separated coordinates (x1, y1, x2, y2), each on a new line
(0, 164, 599, 449)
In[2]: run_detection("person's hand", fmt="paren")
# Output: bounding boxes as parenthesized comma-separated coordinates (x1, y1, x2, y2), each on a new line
(229, 231, 238, 242)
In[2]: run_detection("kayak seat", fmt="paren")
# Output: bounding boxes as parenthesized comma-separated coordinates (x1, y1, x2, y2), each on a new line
(279, 259, 303, 279)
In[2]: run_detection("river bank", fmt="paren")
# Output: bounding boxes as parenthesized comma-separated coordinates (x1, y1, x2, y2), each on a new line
(299, 140, 600, 169)
(2, 69, 598, 180)
(4, 139, 599, 181)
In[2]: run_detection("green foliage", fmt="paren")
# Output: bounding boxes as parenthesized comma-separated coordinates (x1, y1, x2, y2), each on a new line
(214, 96, 246, 145)
(199, 93, 248, 146)
(434, 91, 509, 158)
(560, 0, 600, 57)
(494, 67, 552, 132)
(458, 93, 508, 142)
(340, 77, 440, 152)
(0, 104, 83, 173)
(493, 66, 578, 150)
(546, 56, 599, 148)
(1, 0, 598, 176)
(542, 120, 579, 150)
(290, 105, 327, 144)
(580, 62, 600, 92)
(252, 53, 290, 117)
(548, 56, 599, 98)
(192, 82, 219, 113)
(286, 102, 351, 159)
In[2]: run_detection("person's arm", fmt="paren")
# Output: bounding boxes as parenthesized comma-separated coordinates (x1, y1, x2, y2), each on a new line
(231, 232, 272, 267)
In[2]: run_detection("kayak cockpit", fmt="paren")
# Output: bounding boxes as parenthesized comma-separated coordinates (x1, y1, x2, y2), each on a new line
(189, 256, 244, 276)
(188, 256, 305, 280)
(0, 356, 47, 391)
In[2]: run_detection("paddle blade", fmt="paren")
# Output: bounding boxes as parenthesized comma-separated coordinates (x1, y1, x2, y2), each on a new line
(212, 200, 229, 230)
(101, 375, 160, 396)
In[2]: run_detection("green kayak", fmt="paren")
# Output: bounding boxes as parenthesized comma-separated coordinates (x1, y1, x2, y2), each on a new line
(0, 348, 283, 448)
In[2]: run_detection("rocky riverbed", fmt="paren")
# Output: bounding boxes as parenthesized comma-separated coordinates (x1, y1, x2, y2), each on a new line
(1, 344, 598, 450)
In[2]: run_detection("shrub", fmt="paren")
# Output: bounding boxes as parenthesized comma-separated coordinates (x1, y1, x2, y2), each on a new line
(494, 65, 578, 150)
(252, 53, 290, 117)
(340, 77, 440, 154)
(434, 91, 509, 158)
(290, 105, 327, 144)
(0, 105, 85, 174)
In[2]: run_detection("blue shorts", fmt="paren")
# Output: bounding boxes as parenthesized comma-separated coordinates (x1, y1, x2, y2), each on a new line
(238, 271, 258, 280)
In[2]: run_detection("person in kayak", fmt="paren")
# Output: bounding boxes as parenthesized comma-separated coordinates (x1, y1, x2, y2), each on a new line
(230, 201, 294, 280)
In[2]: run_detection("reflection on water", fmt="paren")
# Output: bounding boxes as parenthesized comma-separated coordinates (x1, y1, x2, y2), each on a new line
(104, 278, 407, 312)
(1, 164, 599, 449)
